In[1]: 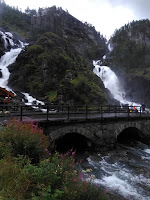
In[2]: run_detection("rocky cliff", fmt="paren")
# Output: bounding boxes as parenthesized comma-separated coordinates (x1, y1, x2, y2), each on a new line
(30, 6, 107, 60)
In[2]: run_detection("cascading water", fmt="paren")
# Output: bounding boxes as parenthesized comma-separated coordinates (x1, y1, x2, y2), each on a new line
(0, 30, 44, 105)
(0, 30, 23, 92)
(93, 61, 141, 108)
(0, 48, 22, 90)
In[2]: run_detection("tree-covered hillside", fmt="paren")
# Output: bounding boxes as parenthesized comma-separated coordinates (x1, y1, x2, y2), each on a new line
(9, 32, 107, 104)
(106, 19, 150, 106)
(0, 1, 108, 105)
(0, 0, 32, 39)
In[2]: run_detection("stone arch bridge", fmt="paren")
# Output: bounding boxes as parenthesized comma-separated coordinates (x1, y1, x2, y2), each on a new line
(39, 117, 150, 149)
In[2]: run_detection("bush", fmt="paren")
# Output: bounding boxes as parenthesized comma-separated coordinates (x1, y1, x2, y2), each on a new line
(0, 151, 109, 200)
(0, 119, 109, 200)
(0, 118, 49, 163)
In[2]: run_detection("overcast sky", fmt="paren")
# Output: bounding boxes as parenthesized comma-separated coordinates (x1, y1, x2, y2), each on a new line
(4, 0, 150, 39)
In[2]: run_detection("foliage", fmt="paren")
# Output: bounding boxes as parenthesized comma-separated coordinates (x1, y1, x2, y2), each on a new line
(70, 71, 107, 104)
(0, 1, 31, 37)
(47, 90, 57, 102)
(0, 151, 109, 200)
(0, 119, 109, 200)
(0, 2, 108, 105)
(109, 19, 150, 75)
(0, 118, 49, 163)
(9, 31, 107, 105)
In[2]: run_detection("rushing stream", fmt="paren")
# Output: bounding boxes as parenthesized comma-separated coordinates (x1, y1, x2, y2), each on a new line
(81, 142, 150, 200)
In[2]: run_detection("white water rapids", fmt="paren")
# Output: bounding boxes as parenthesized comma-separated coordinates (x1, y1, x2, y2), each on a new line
(81, 142, 150, 200)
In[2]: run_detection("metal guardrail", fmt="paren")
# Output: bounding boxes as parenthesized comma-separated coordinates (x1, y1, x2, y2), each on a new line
(0, 104, 147, 122)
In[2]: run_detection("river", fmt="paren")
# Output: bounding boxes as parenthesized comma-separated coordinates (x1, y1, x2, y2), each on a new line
(80, 142, 150, 200)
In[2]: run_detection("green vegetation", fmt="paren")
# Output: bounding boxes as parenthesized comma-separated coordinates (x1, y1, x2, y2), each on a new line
(0, 119, 109, 200)
(0, 1, 31, 38)
(110, 19, 150, 74)
(0, 1, 108, 106)
(47, 90, 57, 102)
(9, 32, 107, 105)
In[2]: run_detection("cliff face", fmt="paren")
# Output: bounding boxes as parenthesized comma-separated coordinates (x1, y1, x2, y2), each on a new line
(106, 19, 150, 107)
(30, 6, 107, 60)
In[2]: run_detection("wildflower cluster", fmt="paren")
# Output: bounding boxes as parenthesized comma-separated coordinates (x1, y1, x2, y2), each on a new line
(0, 118, 49, 162)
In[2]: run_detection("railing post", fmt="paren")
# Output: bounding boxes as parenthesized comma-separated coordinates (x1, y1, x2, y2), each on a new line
(140, 106, 141, 117)
(128, 106, 130, 118)
(20, 106, 22, 121)
(46, 105, 49, 121)
(85, 105, 88, 119)
(115, 106, 116, 117)
(101, 106, 103, 118)
(67, 106, 70, 120)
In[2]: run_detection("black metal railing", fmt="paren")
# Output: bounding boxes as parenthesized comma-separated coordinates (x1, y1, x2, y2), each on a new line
(0, 104, 148, 122)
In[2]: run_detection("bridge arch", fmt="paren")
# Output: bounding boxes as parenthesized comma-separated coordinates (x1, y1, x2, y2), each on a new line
(50, 126, 93, 152)
(114, 122, 142, 138)
(50, 126, 92, 141)
(116, 127, 144, 144)
(55, 132, 92, 153)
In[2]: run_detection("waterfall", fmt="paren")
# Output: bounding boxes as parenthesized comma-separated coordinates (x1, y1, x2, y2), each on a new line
(0, 48, 22, 90)
(0, 30, 25, 92)
(93, 61, 141, 108)
(0, 30, 44, 106)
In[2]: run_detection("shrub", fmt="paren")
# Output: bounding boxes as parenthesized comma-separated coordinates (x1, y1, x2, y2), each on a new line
(0, 151, 109, 200)
(0, 118, 49, 163)
(0, 156, 32, 199)
(0, 120, 109, 200)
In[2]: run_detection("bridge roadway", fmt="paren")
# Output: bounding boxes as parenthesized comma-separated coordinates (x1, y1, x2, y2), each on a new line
(0, 108, 149, 124)
(1, 106, 150, 148)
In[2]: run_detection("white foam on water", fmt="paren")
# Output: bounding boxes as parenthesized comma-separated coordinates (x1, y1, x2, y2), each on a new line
(108, 43, 113, 52)
(144, 149, 150, 154)
(0, 48, 22, 91)
(87, 155, 150, 200)
(142, 149, 150, 160)
(94, 175, 142, 200)
(23, 92, 45, 106)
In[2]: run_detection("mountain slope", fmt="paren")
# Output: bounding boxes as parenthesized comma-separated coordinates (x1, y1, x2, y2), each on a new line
(0, 3, 108, 105)
(106, 19, 150, 106)
(8, 32, 107, 104)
